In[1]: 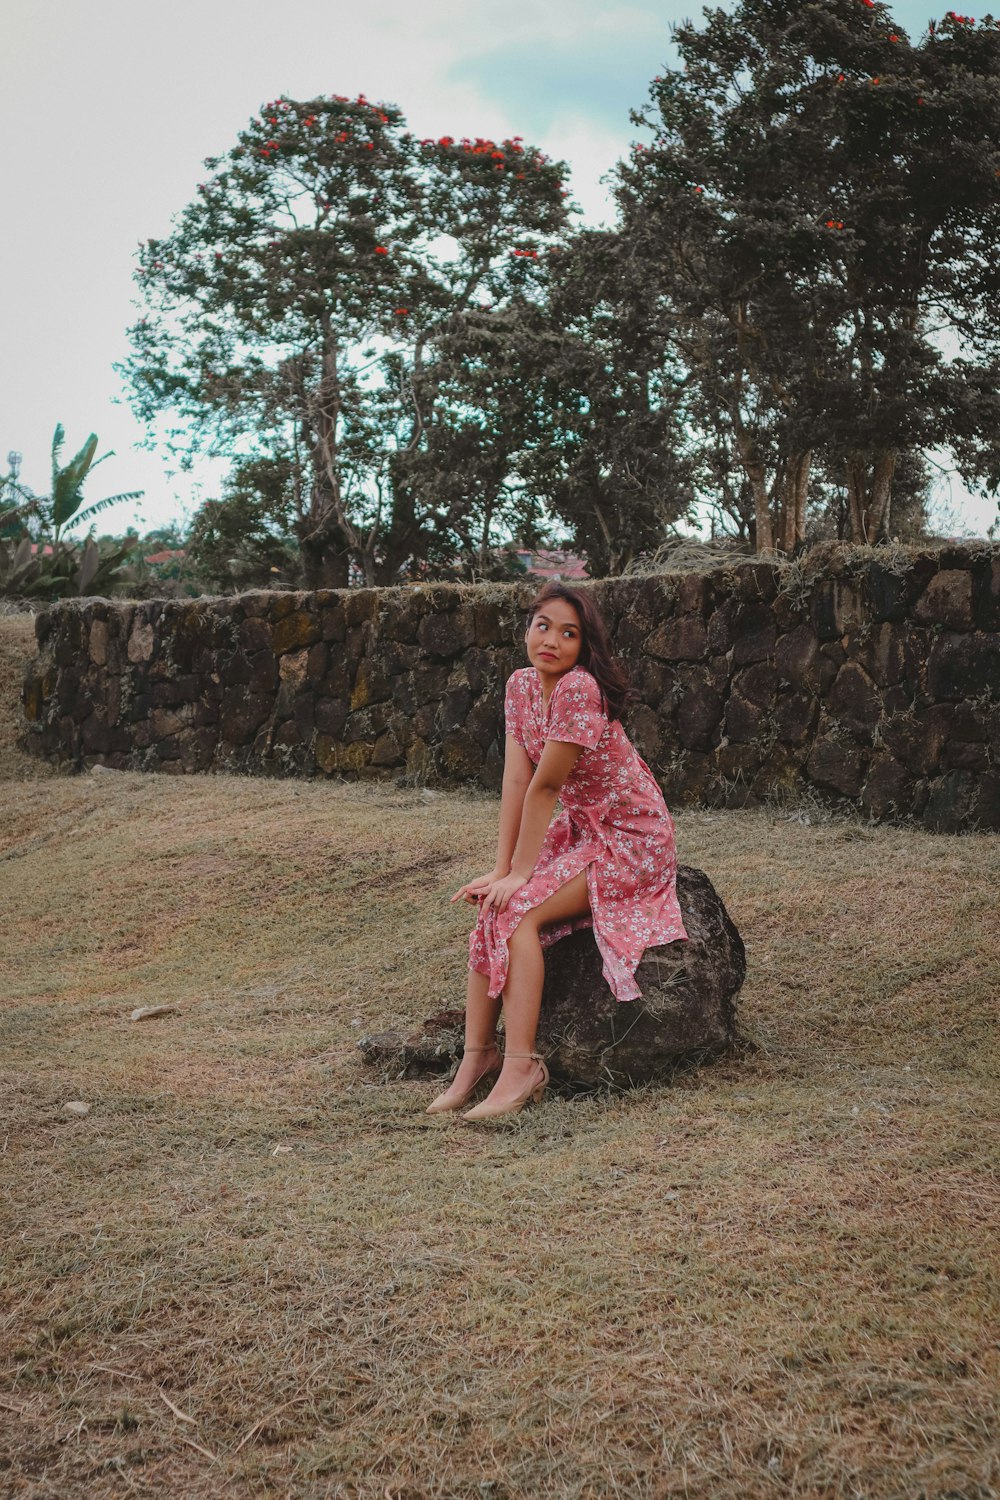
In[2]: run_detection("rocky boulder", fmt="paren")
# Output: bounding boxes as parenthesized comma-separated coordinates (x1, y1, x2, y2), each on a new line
(359, 865, 745, 1088)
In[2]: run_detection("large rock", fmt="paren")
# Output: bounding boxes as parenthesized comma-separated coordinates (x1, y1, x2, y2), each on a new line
(358, 866, 745, 1088)
(535, 866, 745, 1087)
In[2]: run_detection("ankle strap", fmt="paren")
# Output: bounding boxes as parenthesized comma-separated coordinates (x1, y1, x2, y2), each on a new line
(503, 1051, 545, 1061)
(463, 1044, 499, 1053)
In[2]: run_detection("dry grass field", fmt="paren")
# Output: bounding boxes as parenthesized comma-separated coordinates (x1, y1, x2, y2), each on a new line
(1, 615, 998, 1499)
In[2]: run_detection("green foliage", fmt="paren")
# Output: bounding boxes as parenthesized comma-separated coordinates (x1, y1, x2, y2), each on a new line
(612, 0, 1000, 549)
(41, 425, 143, 542)
(0, 428, 142, 599)
(522, 230, 697, 574)
(0, 533, 138, 600)
(122, 94, 570, 585)
(185, 455, 302, 590)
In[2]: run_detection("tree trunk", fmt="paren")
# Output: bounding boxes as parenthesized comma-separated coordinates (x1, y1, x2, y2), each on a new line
(298, 523, 350, 588)
(846, 450, 897, 543)
(744, 454, 773, 553)
(731, 419, 774, 553)
(779, 450, 811, 553)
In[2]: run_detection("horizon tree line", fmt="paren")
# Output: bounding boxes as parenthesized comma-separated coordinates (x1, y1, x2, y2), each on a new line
(118, 0, 1000, 584)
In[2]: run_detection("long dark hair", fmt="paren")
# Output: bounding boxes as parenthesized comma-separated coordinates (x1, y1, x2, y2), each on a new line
(526, 582, 633, 723)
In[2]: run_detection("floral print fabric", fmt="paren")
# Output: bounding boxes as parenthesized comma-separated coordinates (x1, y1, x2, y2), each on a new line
(468, 666, 688, 1003)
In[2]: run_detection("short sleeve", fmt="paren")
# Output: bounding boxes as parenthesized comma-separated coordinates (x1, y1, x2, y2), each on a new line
(546, 670, 608, 751)
(504, 672, 527, 747)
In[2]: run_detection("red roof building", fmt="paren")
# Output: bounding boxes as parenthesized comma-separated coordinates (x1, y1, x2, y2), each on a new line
(515, 548, 588, 580)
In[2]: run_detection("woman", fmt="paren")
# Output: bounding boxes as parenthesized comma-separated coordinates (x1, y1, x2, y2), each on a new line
(428, 582, 687, 1121)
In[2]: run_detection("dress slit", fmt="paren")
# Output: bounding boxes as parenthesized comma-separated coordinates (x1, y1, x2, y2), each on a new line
(473, 840, 600, 1000)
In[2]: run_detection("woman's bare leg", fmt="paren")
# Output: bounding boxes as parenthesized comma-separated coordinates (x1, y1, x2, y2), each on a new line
(429, 967, 502, 1108)
(476, 869, 591, 1110)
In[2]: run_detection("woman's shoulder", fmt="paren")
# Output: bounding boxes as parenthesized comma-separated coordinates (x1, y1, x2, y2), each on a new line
(553, 666, 602, 701)
(506, 667, 534, 691)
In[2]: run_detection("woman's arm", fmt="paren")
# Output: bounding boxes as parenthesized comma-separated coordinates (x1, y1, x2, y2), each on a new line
(480, 739, 582, 912)
(510, 739, 581, 878)
(451, 735, 534, 905)
(494, 736, 535, 874)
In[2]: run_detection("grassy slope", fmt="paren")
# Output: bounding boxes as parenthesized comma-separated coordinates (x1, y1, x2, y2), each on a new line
(1, 617, 998, 1500)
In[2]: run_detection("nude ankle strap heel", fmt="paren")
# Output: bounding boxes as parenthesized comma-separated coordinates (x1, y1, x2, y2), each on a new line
(425, 1043, 502, 1115)
(460, 1052, 549, 1122)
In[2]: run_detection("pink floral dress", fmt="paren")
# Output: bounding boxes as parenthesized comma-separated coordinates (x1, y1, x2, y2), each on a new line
(468, 666, 688, 1003)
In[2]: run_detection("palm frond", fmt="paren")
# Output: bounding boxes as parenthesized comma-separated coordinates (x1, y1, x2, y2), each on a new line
(69, 490, 144, 530)
(49, 424, 66, 498)
(52, 433, 99, 531)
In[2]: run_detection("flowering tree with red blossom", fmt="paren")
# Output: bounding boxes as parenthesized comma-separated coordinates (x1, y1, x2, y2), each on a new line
(614, 0, 1000, 550)
(122, 96, 569, 584)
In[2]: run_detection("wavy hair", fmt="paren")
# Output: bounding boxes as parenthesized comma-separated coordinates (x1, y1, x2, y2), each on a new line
(526, 582, 633, 723)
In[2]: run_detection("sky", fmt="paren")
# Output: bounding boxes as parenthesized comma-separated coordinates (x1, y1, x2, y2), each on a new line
(2, 0, 994, 540)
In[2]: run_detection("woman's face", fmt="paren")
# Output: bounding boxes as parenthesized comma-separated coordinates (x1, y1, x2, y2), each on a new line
(525, 597, 583, 679)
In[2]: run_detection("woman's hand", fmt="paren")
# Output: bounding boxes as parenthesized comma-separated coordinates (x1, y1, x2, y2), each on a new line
(479, 872, 528, 915)
(451, 870, 504, 905)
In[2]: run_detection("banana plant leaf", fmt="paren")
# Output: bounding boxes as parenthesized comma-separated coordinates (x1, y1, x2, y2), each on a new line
(76, 538, 101, 594)
(51, 431, 102, 533)
(71, 491, 144, 531)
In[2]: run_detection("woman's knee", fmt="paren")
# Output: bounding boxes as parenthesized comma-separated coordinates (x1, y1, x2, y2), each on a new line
(508, 913, 542, 949)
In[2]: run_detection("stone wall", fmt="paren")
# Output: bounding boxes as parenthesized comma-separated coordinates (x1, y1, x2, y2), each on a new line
(21, 544, 1000, 832)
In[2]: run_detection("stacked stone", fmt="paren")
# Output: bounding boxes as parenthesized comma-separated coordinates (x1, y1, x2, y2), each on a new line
(597, 549, 999, 831)
(21, 545, 1000, 831)
(22, 585, 526, 787)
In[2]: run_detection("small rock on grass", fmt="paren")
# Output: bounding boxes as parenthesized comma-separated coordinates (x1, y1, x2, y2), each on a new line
(63, 1101, 90, 1117)
(129, 1004, 179, 1022)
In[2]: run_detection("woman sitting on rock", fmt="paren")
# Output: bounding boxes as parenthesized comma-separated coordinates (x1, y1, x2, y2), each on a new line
(428, 582, 687, 1122)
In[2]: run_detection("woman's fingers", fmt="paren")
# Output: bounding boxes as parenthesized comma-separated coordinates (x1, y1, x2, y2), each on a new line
(453, 872, 495, 904)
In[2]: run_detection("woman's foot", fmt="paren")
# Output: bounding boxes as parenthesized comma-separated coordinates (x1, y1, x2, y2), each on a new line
(461, 1053, 548, 1121)
(425, 1042, 502, 1114)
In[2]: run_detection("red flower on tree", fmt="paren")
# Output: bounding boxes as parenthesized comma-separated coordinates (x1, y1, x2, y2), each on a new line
(374, 246, 389, 255)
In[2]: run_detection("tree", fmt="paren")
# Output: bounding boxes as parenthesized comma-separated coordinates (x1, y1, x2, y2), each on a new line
(614, 0, 1000, 549)
(519, 229, 697, 574)
(185, 454, 302, 590)
(0, 427, 141, 599)
(2, 426, 141, 543)
(122, 94, 569, 585)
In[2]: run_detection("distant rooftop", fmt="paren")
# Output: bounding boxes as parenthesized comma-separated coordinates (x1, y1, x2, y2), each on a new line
(515, 549, 588, 581)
